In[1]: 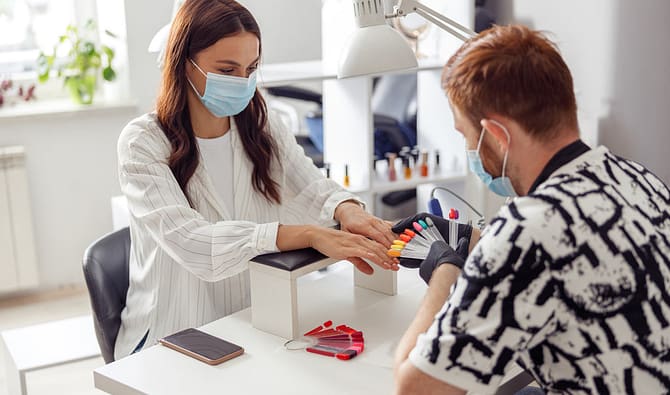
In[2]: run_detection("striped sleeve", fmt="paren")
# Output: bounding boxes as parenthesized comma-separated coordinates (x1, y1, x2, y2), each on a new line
(118, 122, 279, 283)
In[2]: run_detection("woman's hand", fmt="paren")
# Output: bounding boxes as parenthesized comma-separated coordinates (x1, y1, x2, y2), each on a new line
(308, 226, 399, 275)
(335, 201, 396, 246)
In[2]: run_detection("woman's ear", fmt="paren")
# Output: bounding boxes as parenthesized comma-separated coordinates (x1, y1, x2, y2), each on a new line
(480, 119, 510, 151)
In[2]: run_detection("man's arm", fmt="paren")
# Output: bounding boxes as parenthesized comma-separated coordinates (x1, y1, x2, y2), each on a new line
(393, 264, 466, 395)
(393, 228, 482, 394)
(394, 229, 480, 368)
(394, 264, 459, 369)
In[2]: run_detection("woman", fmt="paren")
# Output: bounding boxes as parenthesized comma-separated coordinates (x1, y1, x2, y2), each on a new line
(115, 0, 397, 359)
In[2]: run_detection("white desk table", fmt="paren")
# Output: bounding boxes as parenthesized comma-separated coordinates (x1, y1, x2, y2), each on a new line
(94, 264, 527, 394)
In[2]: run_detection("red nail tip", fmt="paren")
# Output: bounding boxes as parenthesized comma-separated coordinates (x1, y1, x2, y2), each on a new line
(301, 321, 364, 361)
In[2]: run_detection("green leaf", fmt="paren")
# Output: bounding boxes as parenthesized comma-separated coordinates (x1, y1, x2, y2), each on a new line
(85, 19, 96, 30)
(37, 72, 50, 83)
(83, 42, 96, 56)
(36, 52, 47, 66)
(102, 67, 116, 82)
(101, 45, 114, 58)
(36, 53, 52, 82)
(89, 54, 102, 68)
(104, 29, 118, 39)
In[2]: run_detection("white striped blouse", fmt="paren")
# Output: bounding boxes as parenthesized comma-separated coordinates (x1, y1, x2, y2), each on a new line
(114, 112, 360, 359)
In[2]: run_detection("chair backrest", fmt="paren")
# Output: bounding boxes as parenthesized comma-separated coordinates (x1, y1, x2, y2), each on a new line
(82, 227, 131, 363)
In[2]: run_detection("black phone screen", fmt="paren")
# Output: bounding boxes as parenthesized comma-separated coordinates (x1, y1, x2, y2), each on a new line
(161, 328, 243, 361)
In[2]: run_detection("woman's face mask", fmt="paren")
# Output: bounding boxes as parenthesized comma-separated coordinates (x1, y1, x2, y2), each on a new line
(187, 58, 257, 118)
(465, 120, 517, 197)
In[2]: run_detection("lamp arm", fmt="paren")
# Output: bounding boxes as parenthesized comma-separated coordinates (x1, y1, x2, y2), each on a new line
(392, 0, 476, 41)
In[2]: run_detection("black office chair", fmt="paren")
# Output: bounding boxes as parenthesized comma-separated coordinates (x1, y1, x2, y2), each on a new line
(82, 227, 131, 363)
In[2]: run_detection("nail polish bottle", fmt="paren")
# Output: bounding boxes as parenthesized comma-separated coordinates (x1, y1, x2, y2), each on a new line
(403, 157, 412, 179)
(420, 150, 429, 177)
(387, 153, 397, 182)
(411, 147, 420, 171)
(324, 163, 331, 178)
(343, 164, 350, 187)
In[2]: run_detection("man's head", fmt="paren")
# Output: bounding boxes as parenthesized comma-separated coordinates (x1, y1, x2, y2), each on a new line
(443, 25, 580, 195)
(444, 24, 577, 140)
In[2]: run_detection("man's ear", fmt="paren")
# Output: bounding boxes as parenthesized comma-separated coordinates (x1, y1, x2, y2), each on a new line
(480, 119, 510, 151)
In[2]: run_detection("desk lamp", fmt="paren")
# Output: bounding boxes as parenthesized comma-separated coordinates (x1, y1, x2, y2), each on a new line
(338, 0, 477, 78)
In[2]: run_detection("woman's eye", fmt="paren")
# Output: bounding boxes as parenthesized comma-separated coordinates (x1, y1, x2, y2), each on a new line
(218, 69, 235, 74)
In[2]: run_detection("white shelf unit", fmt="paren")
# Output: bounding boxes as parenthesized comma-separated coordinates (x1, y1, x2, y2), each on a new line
(259, 60, 336, 87)
(259, 58, 445, 87)
(367, 172, 467, 195)
(259, 0, 475, 215)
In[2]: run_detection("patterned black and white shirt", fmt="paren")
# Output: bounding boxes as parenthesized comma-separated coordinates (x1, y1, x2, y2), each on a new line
(409, 141, 670, 394)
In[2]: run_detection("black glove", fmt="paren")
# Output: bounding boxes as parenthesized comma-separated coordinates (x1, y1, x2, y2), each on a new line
(419, 237, 469, 284)
(392, 213, 473, 250)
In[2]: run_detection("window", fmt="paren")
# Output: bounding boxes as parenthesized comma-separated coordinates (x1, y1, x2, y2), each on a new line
(0, 0, 76, 75)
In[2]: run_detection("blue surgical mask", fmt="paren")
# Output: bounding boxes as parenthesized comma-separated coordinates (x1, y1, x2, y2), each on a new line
(188, 58, 257, 117)
(466, 120, 517, 197)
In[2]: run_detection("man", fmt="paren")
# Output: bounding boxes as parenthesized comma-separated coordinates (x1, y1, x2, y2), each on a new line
(392, 25, 670, 394)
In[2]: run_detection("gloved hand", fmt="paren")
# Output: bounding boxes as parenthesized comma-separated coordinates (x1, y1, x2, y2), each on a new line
(392, 212, 473, 250)
(419, 237, 469, 284)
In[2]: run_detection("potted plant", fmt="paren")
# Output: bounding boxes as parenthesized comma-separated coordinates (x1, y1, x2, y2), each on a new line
(36, 19, 117, 105)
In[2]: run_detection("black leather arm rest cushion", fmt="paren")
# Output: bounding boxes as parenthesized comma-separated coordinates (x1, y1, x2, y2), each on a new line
(251, 248, 328, 271)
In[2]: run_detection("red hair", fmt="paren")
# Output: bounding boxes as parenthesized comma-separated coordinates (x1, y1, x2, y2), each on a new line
(443, 25, 578, 138)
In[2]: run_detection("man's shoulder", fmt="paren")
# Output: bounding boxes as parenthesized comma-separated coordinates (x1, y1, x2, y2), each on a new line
(483, 148, 627, 240)
(488, 194, 562, 232)
(537, 145, 669, 199)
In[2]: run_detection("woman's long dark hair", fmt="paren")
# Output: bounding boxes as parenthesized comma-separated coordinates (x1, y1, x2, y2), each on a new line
(156, 0, 281, 205)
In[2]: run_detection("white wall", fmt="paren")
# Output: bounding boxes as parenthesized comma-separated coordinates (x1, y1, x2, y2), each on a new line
(239, 0, 322, 64)
(0, 109, 134, 289)
(490, 0, 670, 184)
(123, 0, 173, 113)
(600, 1, 670, 184)
(241, 0, 324, 120)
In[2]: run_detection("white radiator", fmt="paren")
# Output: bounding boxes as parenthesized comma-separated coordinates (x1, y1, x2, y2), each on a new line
(0, 146, 38, 292)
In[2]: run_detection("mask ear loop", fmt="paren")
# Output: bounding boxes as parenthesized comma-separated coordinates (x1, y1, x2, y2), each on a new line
(189, 58, 207, 77)
(500, 142, 510, 179)
(186, 58, 207, 98)
(186, 78, 203, 99)
(485, 120, 512, 178)
(476, 127, 486, 153)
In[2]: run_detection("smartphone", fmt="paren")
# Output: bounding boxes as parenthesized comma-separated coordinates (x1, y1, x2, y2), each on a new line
(159, 328, 244, 365)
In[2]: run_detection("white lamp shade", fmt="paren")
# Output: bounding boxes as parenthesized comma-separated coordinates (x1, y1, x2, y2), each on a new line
(148, 23, 170, 53)
(338, 24, 418, 78)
